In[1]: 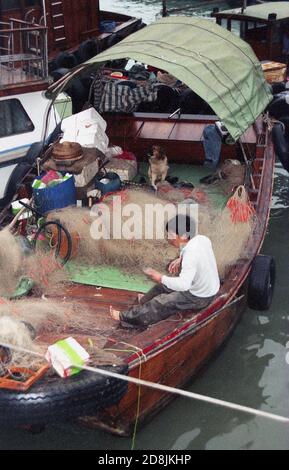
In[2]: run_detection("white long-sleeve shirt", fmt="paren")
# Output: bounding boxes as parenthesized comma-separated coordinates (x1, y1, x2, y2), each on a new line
(162, 235, 220, 297)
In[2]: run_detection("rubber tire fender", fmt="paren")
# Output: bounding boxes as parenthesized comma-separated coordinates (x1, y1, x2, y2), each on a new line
(52, 52, 78, 71)
(247, 255, 276, 311)
(0, 364, 128, 426)
(272, 122, 289, 172)
(76, 39, 99, 62)
(267, 94, 289, 119)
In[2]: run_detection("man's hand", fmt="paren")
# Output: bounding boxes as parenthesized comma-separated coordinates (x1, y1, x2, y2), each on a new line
(143, 268, 162, 283)
(168, 257, 181, 274)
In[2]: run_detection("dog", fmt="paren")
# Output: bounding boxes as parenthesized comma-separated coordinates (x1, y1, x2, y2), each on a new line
(148, 145, 169, 190)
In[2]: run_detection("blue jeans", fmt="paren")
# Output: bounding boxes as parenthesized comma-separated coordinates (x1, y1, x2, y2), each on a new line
(202, 124, 222, 169)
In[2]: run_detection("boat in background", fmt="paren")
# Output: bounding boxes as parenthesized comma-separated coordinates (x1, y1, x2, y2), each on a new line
(0, 0, 144, 76)
(212, 2, 289, 63)
(0, 17, 277, 435)
(0, 0, 144, 165)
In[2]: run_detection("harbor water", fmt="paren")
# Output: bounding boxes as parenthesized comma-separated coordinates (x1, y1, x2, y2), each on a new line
(0, 0, 288, 451)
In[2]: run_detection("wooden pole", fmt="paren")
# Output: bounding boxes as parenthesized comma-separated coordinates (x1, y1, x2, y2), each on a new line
(162, 0, 167, 17)
(241, 1, 247, 13)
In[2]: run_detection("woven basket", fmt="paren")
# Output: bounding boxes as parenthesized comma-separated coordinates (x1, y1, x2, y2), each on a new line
(261, 62, 287, 83)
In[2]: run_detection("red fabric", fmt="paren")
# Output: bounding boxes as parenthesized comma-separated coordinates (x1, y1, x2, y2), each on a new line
(41, 170, 60, 185)
(115, 151, 137, 161)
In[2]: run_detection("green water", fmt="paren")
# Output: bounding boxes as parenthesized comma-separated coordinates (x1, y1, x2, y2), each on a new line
(0, 0, 288, 451)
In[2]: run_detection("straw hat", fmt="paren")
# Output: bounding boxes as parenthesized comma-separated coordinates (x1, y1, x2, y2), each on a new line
(52, 141, 83, 163)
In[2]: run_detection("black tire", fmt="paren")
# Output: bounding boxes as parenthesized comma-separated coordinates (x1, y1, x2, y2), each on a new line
(271, 82, 287, 95)
(52, 52, 78, 71)
(267, 93, 289, 119)
(0, 364, 128, 427)
(272, 122, 289, 173)
(248, 255, 276, 311)
(106, 33, 121, 49)
(76, 39, 99, 62)
(50, 67, 70, 83)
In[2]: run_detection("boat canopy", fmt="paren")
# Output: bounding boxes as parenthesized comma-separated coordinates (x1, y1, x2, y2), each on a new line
(217, 2, 289, 21)
(84, 17, 272, 141)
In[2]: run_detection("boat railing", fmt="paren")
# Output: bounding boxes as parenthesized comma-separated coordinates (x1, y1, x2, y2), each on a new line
(0, 17, 48, 88)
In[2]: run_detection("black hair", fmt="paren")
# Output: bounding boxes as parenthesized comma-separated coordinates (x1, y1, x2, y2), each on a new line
(166, 215, 196, 239)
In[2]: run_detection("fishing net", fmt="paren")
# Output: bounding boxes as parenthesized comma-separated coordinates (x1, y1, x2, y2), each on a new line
(0, 315, 41, 371)
(46, 185, 255, 278)
(199, 205, 255, 278)
(0, 298, 123, 370)
(0, 228, 70, 297)
(0, 229, 23, 297)
(23, 250, 69, 295)
(47, 189, 179, 273)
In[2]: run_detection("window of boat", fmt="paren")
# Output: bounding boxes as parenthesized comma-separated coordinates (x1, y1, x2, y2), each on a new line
(0, 99, 34, 138)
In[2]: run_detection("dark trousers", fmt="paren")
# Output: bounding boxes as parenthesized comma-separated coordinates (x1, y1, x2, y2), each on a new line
(120, 284, 215, 328)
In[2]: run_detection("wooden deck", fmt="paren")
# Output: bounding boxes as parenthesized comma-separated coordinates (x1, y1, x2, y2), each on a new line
(0, 65, 48, 96)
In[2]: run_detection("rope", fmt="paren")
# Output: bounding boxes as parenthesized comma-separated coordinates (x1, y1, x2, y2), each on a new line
(0, 340, 288, 425)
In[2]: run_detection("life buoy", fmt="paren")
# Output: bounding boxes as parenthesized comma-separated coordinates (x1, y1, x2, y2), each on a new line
(272, 122, 289, 172)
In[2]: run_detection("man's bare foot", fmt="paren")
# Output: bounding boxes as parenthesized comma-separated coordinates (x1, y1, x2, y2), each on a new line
(109, 306, 120, 321)
(138, 293, 144, 304)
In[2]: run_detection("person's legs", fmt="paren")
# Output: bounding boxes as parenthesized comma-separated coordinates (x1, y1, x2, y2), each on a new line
(139, 284, 172, 304)
(120, 290, 214, 328)
(202, 124, 222, 169)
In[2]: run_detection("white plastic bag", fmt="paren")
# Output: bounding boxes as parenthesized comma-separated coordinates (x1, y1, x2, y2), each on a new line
(61, 108, 109, 153)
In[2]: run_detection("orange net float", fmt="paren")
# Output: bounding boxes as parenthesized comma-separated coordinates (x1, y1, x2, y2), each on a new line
(226, 185, 255, 224)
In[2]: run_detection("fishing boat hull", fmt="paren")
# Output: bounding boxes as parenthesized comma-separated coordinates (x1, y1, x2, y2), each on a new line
(80, 288, 248, 436)
(0, 16, 276, 435)
(77, 113, 274, 436)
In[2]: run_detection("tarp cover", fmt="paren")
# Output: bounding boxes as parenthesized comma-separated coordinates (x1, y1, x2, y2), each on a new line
(86, 16, 272, 140)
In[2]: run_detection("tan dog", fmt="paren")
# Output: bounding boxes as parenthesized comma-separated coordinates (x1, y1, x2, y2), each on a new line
(148, 145, 169, 190)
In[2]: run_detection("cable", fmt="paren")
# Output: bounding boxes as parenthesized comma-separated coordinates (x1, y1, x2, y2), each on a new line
(32, 220, 72, 265)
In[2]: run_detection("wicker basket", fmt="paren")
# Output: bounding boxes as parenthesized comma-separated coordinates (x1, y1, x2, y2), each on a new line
(261, 61, 287, 83)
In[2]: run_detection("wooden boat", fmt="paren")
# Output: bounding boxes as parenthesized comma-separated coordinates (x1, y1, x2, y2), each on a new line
(0, 1, 142, 164)
(212, 1, 289, 62)
(0, 0, 143, 86)
(0, 17, 277, 435)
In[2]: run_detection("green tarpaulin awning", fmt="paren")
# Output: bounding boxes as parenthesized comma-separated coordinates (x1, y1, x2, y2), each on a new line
(85, 17, 272, 141)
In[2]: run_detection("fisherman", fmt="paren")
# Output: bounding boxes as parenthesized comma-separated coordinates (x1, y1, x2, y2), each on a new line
(110, 214, 220, 328)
